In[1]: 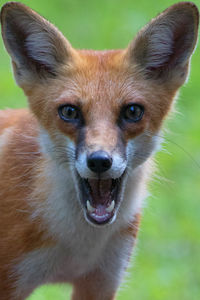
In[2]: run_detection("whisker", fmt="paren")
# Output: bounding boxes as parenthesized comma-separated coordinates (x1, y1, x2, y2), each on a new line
(144, 130, 200, 170)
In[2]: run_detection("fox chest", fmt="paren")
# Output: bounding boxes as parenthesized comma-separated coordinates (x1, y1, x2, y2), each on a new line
(14, 229, 112, 296)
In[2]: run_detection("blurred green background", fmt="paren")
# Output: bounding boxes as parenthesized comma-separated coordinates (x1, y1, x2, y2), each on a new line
(0, 0, 200, 299)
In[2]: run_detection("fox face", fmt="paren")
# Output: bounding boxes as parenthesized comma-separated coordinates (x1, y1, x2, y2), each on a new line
(1, 2, 199, 226)
(33, 50, 159, 226)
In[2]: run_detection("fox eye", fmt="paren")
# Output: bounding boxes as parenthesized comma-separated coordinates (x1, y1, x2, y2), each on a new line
(58, 105, 80, 122)
(123, 104, 144, 122)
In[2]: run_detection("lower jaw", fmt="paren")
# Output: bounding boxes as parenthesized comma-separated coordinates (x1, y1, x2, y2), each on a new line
(77, 172, 126, 226)
(85, 210, 116, 226)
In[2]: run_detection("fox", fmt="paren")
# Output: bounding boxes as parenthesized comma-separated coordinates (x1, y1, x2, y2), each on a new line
(0, 1, 199, 299)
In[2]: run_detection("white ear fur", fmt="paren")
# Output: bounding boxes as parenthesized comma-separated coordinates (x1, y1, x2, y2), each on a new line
(128, 2, 199, 82)
(1, 2, 73, 85)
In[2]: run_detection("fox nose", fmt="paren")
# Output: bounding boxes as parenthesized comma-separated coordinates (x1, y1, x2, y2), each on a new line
(87, 151, 113, 173)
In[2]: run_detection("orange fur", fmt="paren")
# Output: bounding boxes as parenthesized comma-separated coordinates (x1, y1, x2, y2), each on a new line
(0, 110, 54, 298)
(0, 2, 199, 299)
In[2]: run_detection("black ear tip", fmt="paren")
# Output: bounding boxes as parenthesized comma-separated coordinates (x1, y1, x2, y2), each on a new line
(167, 2, 199, 24)
(1, 2, 27, 11)
(1, 2, 31, 23)
(168, 2, 199, 12)
(186, 2, 200, 27)
(1, 2, 20, 15)
(180, 2, 199, 14)
(1, 2, 17, 23)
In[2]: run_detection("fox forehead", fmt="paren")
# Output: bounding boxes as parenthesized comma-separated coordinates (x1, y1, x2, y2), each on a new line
(60, 49, 138, 105)
(28, 48, 174, 143)
(57, 50, 142, 119)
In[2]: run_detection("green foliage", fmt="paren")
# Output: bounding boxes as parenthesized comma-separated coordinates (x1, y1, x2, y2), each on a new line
(0, 0, 200, 299)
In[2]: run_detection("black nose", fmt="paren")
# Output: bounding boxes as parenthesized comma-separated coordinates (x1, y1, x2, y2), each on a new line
(87, 151, 112, 173)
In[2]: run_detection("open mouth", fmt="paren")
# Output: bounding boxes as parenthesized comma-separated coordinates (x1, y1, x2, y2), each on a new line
(78, 175, 124, 226)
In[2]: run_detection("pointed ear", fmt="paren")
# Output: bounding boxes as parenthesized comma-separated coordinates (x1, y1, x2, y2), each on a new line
(127, 2, 199, 84)
(1, 2, 73, 86)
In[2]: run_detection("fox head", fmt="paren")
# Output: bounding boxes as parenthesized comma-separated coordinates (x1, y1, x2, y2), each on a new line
(1, 2, 199, 226)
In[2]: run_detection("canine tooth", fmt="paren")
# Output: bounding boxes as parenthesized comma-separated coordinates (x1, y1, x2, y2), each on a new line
(106, 200, 115, 213)
(87, 200, 95, 213)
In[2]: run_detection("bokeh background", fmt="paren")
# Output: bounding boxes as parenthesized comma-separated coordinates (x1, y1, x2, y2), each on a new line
(0, 0, 200, 299)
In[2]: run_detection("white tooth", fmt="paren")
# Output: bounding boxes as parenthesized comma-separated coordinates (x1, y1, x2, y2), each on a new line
(106, 200, 115, 213)
(87, 200, 95, 213)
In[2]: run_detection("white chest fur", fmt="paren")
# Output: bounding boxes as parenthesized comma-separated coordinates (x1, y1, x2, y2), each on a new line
(13, 144, 149, 298)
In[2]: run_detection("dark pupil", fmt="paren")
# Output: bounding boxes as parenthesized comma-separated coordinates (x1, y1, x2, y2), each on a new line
(63, 106, 77, 119)
(126, 105, 141, 119)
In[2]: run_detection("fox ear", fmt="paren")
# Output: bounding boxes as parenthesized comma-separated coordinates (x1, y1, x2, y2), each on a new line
(1, 2, 73, 86)
(127, 2, 199, 83)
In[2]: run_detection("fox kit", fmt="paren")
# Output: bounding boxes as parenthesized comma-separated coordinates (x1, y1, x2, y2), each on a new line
(0, 2, 199, 299)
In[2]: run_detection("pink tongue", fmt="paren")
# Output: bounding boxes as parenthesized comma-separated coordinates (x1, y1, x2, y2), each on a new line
(88, 179, 112, 205)
(90, 204, 111, 223)
(95, 204, 108, 216)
